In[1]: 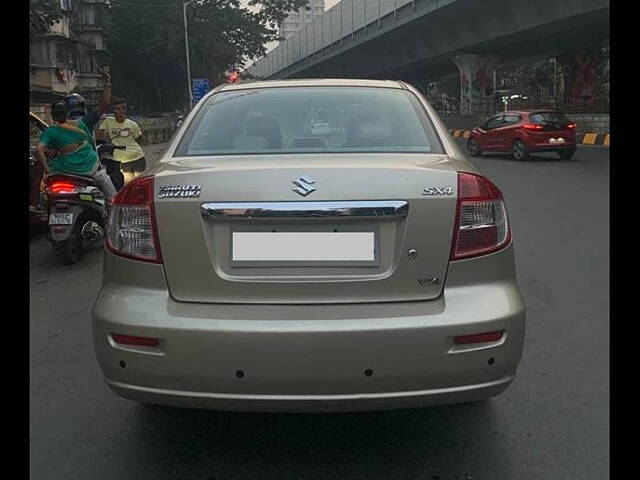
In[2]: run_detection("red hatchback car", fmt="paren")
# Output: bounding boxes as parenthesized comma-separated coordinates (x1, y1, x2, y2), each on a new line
(467, 110, 577, 160)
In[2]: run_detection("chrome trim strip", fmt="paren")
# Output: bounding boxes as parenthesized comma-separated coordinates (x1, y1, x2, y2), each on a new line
(201, 201, 409, 219)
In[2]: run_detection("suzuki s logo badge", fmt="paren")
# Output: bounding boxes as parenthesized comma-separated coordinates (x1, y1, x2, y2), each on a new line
(293, 176, 316, 197)
(423, 186, 453, 196)
(158, 185, 201, 199)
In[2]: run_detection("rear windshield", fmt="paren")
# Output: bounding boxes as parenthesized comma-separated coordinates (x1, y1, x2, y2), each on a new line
(529, 112, 571, 125)
(174, 87, 443, 156)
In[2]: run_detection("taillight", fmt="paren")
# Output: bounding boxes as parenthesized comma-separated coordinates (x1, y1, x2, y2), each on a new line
(450, 172, 511, 260)
(106, 176, 162, 263)
(522, 123, 543, 131)
(567, 123, 576, 129)
(50, 181, 78, 194)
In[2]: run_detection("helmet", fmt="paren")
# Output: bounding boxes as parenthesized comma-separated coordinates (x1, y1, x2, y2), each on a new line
(64, 93, 87, 119)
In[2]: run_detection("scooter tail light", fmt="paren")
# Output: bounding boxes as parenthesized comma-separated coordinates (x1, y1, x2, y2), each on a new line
(106, 176, 162, 264)
(450, 172, 511, 260)
(49, 181, 78, 194)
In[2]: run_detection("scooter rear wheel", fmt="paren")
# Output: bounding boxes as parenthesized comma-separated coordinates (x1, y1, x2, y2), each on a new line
(58, 223, 83, 265)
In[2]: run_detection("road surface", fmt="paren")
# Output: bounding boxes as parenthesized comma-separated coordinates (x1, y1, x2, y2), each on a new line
(30, 144, 609, 480)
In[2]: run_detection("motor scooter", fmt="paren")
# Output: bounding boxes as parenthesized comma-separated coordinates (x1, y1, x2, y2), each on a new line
(29, 147, 48, 231)
(44, 143, 125, 265)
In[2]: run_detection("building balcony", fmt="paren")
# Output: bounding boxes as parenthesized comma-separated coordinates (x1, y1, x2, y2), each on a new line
(41, 16, 72, 38)
(30, 67, 77, 95)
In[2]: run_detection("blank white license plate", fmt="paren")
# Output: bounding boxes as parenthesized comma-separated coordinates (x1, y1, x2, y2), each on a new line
(49, 213, 74, 225)
(232, 232, 375, 262)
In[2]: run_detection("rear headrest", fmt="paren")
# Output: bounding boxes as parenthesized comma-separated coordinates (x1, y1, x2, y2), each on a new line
(290, 137, 328, 148)
(244, 116, 282, 149)
(232, 136, 269, 151)
(344, 115, 393, 147)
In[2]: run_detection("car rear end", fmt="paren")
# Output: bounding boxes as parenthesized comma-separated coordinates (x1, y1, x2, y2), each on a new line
(520, 111, 576, 154)
(92, 80, 525, 412)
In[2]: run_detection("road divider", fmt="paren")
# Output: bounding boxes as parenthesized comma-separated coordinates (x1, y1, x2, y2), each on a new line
(449, 130, 610, 146)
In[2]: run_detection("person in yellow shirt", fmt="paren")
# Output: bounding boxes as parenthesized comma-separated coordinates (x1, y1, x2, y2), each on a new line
(98, 97, 146, 184)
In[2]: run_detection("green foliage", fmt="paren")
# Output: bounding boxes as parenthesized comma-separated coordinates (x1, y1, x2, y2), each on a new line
(30, 0, 65, 36)
(109, 0, 308, 113)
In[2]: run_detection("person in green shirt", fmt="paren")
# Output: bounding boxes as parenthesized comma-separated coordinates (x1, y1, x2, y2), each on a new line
(33, 67, 117, 200)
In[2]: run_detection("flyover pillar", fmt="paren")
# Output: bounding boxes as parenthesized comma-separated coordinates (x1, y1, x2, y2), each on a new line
(452, 54, 501, 116)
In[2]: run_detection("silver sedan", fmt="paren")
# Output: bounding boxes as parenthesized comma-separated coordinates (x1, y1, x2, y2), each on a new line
(93, 79, 525, 412)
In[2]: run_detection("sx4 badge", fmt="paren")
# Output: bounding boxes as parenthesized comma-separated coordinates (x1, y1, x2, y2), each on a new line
(423, 186, 453, 196)
(158, 185, 202, 199)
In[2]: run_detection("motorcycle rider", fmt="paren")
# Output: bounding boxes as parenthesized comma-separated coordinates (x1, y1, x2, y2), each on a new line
(33, 67, 117, 201)
(98, 96, 146, 184)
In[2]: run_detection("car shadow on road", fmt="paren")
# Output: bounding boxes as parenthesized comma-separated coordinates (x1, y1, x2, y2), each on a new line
(125, 400, 511, 479)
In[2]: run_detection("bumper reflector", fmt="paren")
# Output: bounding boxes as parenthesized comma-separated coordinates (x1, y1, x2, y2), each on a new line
(454, 331, 504, 345)
(110, 334, 159, 347)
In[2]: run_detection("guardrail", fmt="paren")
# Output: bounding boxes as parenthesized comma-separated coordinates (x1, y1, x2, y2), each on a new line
(137, 117, 175, 145)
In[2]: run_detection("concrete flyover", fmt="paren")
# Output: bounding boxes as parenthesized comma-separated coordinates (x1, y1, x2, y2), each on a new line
(247, 0, 609, 86)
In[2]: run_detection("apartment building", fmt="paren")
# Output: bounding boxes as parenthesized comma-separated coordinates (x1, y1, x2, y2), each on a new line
(30, 0, 110, 121)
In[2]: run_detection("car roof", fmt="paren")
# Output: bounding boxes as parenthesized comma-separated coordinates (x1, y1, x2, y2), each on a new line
(216, 78, 404, 92)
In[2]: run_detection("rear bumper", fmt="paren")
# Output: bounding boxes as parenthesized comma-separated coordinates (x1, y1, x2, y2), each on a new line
(524, 133, 576, 151)
(529, 143, 576, 152)
(92, 246, 526, 412)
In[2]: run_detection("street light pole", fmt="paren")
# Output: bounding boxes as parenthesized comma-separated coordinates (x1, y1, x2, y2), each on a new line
(183, 0, 194, 109)
(553, 57, 557, 108)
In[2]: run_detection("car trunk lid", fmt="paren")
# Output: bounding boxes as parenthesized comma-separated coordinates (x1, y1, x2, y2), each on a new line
(153, 153, 458, 304)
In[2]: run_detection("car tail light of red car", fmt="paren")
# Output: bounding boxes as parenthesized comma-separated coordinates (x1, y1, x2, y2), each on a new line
(450, 172, 511, 261)
(522, 124, 544, 131)
(106, 176, 163, 264)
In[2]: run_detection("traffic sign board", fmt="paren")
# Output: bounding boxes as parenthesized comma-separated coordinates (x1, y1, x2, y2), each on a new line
(192, 78, 209, 104)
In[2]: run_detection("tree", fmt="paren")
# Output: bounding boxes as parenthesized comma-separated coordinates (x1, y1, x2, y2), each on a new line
(109, 0, 308, 113)
(30, 0, 65, 36)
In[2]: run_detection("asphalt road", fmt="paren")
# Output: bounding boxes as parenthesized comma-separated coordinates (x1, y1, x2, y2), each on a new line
(30, 144, 609, 480)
